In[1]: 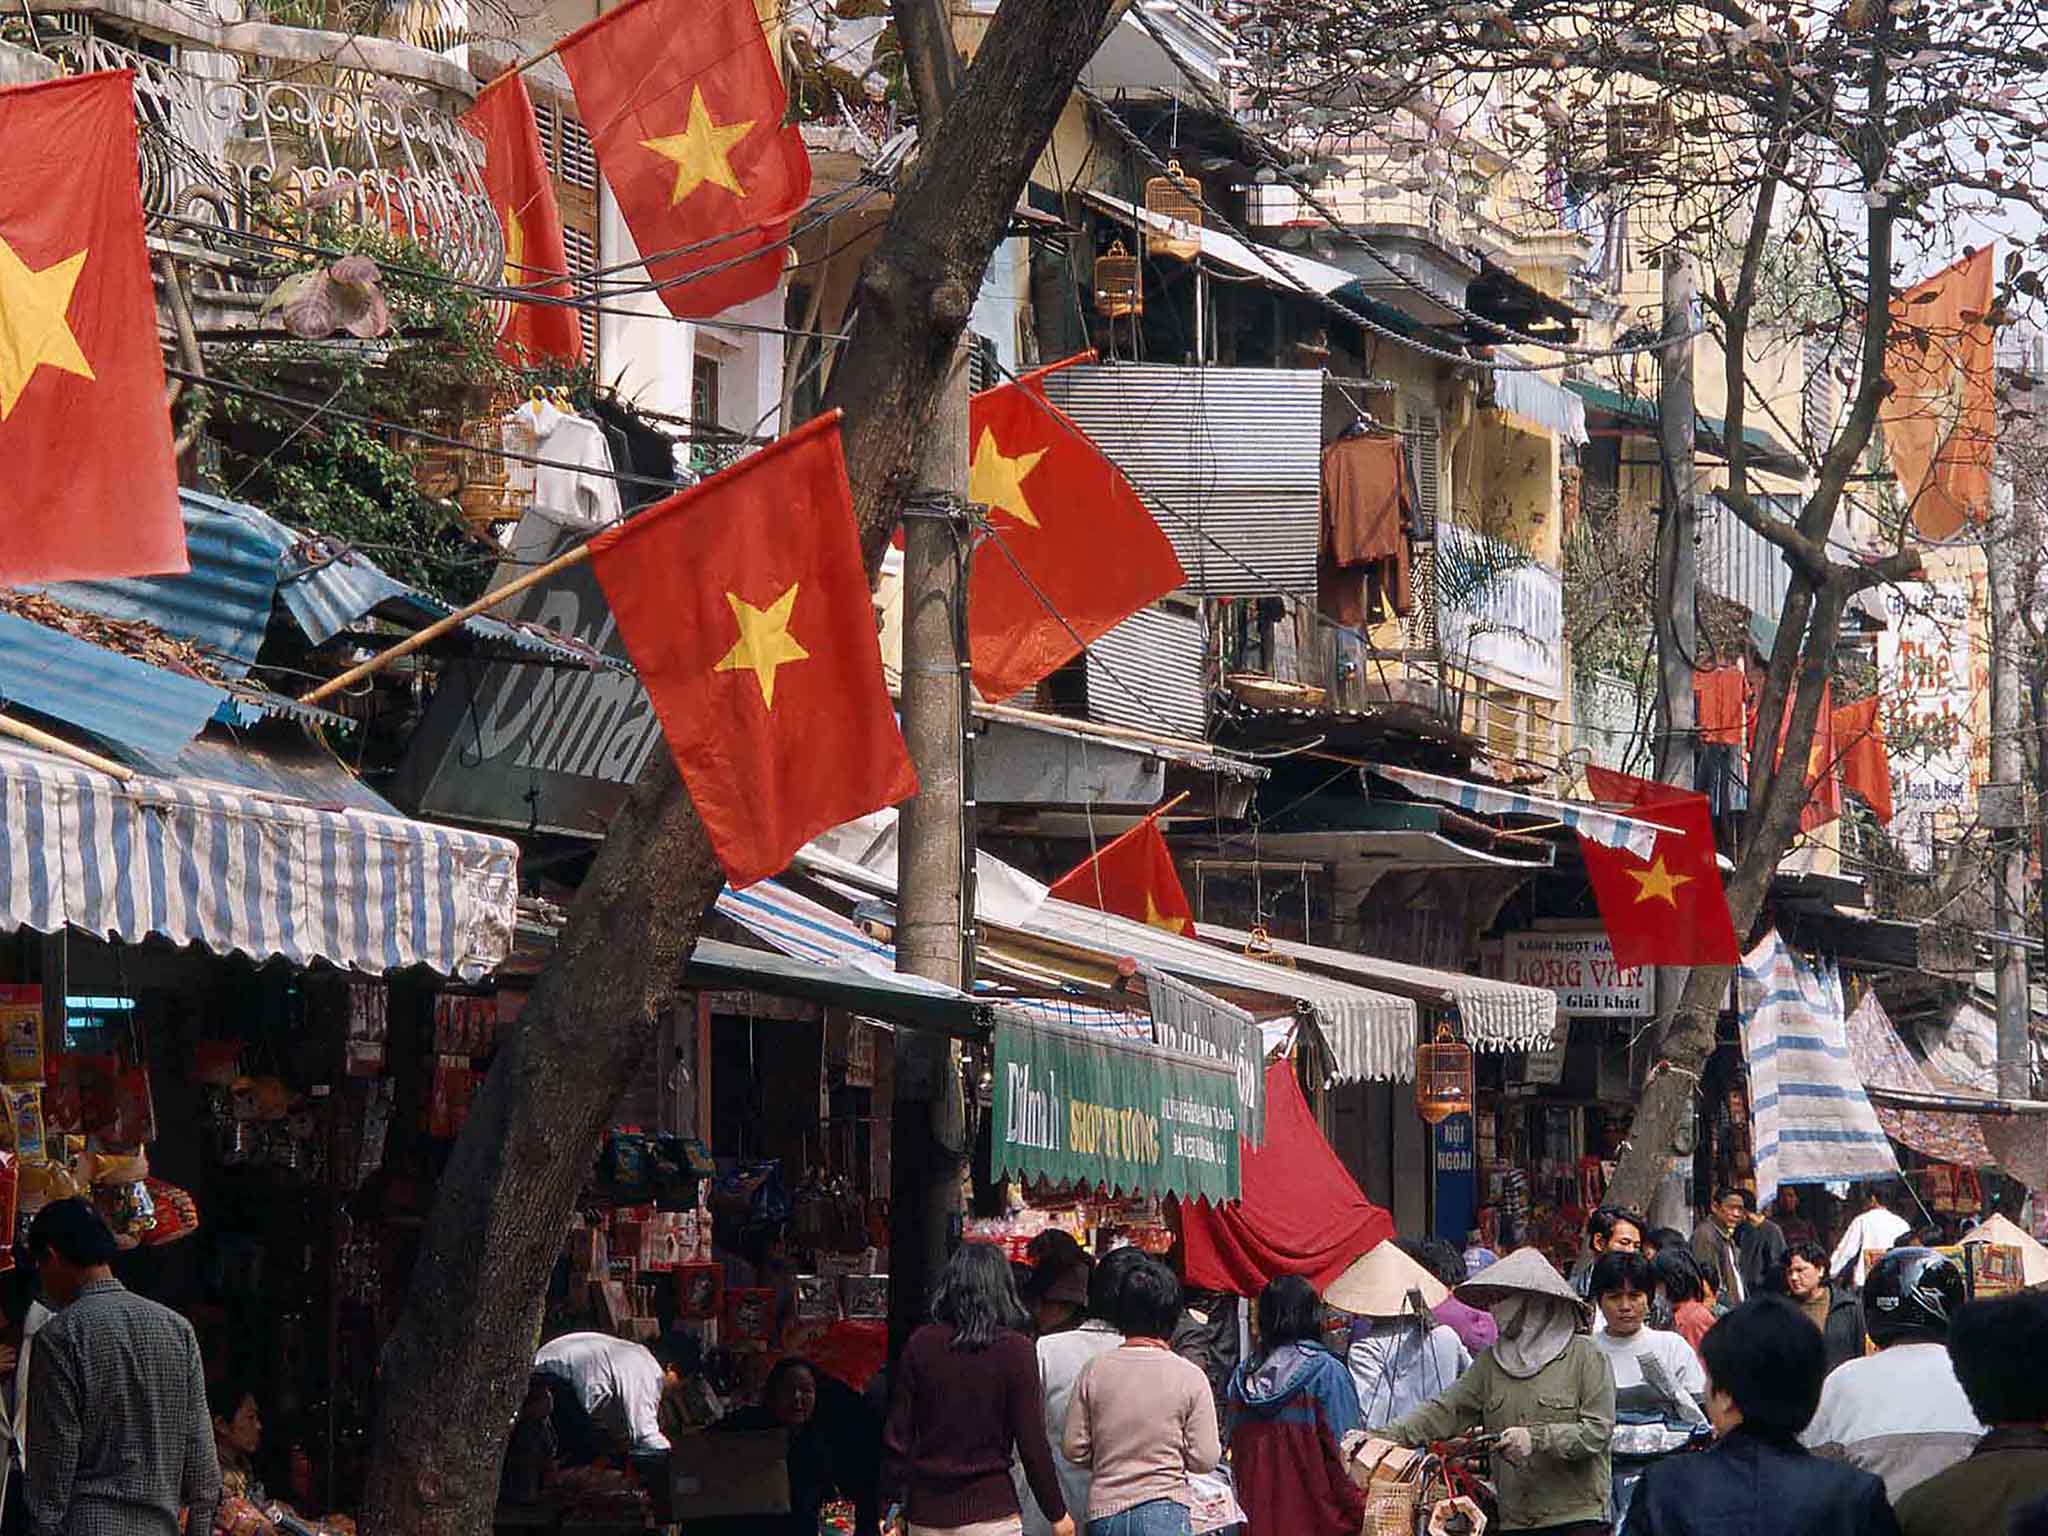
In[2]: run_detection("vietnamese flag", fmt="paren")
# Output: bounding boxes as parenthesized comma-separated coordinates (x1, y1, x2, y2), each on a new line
(464, 72, 584, 368)
(1048, 815, 1194, 936)
(0, 71, 185, 585)
(1579, 765, 1739, 966)
(558, 0, 810, 320)
(968, 370, 1186, 699)
(586, 412, 916, 886)
(1832, 695, 1893, 825)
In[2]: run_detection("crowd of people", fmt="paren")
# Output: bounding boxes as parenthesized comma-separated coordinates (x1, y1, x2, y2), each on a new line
(6, 1183, 2046, 1536)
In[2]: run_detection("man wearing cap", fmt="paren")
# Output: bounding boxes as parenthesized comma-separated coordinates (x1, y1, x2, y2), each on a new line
(1384, 1248, 1614, 1534)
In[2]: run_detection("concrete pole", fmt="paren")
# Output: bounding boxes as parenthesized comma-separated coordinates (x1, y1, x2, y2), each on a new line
(1987, 475, 2031, 1099)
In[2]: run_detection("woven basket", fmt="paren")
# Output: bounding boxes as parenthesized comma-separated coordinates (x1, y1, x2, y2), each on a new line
(1225, 672, 1327, 711)
(1364, 1479, 1422, 1536)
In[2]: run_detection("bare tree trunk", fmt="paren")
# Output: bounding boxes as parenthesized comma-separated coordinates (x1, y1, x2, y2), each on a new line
(360, 3, 1117, 1527)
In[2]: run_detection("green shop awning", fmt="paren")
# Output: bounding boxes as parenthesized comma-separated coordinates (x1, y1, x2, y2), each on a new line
(1569, 379, 1806, 478)
(686, 938, 993, 1039)
(992, 1016, 1241, 1204)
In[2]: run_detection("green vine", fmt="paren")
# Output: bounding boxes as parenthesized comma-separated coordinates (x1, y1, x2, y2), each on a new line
(206, 207, 589, 605)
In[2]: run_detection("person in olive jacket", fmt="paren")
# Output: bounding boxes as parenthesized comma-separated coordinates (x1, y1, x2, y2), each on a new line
(1384, 1249, 1613, 1535)
(1623, 1296, 1897, 1536)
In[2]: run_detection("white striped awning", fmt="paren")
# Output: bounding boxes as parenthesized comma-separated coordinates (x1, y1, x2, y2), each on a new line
(0, 744, 517, 979)
(1369, 764, 1663, 858)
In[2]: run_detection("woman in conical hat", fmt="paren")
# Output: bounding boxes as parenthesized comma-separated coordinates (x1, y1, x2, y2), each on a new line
(1324, 1241, 1471, 1430)
(1382, 1247, 1615, 1535)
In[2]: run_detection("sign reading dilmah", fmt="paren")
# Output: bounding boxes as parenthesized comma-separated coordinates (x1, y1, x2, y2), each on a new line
(992, 1017, 1241, 1204)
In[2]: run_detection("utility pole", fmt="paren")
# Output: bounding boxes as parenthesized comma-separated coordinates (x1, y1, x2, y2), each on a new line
(1650, 248, 1700, 1225)
(890, 0, 971, 1361)
(1986, 474, 2032, 1099)
(1655, 250, 1700, 797)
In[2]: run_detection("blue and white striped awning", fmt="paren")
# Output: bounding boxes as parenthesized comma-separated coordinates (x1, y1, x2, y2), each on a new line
(1369, 763, 1663, 858)
(0, 743, 518, 979)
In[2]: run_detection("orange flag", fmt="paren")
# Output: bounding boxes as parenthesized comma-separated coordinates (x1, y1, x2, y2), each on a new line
(1048, 815, 1194, 936)
(0, 71, 186, 585)
(1882, 246, 1997, 542)
(558, 0, 810, 320)
(464, 72, 584, 368)
(586, 412, 915, 887)
(1832, 695, 1893, 825)
(968, 367, 1186, 700)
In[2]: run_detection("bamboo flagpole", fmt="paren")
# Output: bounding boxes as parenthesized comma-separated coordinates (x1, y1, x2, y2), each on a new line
(0, 712, 138, 782)
(298, 542, 593, 705)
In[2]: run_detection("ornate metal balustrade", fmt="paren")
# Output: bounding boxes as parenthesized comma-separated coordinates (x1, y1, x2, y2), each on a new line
(42, 29, 502, 297)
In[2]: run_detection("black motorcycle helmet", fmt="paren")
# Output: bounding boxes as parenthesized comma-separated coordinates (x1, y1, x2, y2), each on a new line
(1863, 1247, 1967, 1346)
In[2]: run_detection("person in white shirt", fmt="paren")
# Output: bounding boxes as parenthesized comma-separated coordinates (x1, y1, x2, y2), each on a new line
(534, 1331, 673, 1460)
(1802, 1247, 1983, 1501)
(1328, 1241, 1470, 1430)
(1018, 1250, 1145, 1536)
(1828, 1181, 1912, 1286)
(1588, 1252, 1706, 1404)
(0, 1269, 50, 1530)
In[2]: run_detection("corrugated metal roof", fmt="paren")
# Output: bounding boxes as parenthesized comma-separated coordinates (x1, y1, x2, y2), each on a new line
(1041, 364, 1324, 595)
(278, 532, 620, 670)
(0, 611, 225, 765)
(42, 491, 614, 677)
(40, 490, 289, 679)
(1087, 603, 1208, 738)
(173, 734, 400, 814)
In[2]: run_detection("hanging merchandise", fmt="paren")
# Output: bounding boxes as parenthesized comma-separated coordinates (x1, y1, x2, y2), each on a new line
(0, 988, 42, 1084)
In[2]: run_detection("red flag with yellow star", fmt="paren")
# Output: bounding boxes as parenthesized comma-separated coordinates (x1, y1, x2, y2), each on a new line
(557, 0, 809, 321)
(968, 365, 1186, 700)
(463, 72, 583, 368)
(1578, 765, 1739, 966)
(1047, 814, 1194, 936)
(585, 411, 915, 886)
(0, 71, 185, 585)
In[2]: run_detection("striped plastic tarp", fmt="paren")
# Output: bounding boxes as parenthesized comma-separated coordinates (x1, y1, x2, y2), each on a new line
(1370, 764, 1662, 857)
(1738, 929, 1899, 1203)
(0, 744, 517, 979)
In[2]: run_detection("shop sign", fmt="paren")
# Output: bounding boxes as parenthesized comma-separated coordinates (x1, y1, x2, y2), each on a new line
(1521, 1047, 1566, 1087)
(992, 1018, 1240, 1204)
(1142, 964, 1265, 1145)
(1876, 580, 1975, 870)
(1502, 931, 1650, 1017)
(1432, 1112, 1477, 1248)
(395, 516, 663, 837)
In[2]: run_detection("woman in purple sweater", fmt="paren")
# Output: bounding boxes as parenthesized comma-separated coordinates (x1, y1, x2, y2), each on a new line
(884, 1242, 1076, 1536)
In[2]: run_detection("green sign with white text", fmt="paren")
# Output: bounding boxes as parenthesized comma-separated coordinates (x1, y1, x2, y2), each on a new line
(992, 1018, 1240, 1204)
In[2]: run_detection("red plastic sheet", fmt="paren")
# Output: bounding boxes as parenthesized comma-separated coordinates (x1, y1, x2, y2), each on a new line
(1180, 1061, 1395, 1295)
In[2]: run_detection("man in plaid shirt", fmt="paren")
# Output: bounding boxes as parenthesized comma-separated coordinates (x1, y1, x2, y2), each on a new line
(24, 1200, 220, 1536)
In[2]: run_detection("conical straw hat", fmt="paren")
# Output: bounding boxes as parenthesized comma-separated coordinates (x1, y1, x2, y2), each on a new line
(1454, 1246, 1589, 1317)
(1964, 1213, 2048, 1287)
(1324, 1241, 1450, 1317)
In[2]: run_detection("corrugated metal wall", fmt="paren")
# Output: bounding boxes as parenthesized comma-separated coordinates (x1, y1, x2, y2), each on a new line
(1086, 603, 1209, 738)
(1041, 364, 1324, 594)
(1701, 493, 1795, 619)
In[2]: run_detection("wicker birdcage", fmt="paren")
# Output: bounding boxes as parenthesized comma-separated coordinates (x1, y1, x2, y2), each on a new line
(407, 388, 531, 537)
(1094, 240, 1142, 318)
(1144, 158, 1202, 261)
(1415, 1021, 1474, 1125)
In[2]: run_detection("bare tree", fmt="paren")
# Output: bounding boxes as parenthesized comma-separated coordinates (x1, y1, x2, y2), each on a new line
(360, 3, 1118, 1526)
(1234, 0, 2048, 1207)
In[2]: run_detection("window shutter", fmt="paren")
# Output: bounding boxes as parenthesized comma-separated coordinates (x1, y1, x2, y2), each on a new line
(1403, 404, 1442, 652)
(535, 96, 601, 366)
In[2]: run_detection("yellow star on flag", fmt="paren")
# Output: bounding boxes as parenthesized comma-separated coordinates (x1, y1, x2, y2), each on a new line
(970, 426, 1048, 529)
(641, 86, 755, 206)
(715, 584, 809, 708)
(1628, 854, 1692, 906)
(0, 235, 93, 421)
(501, 204, 526, 285)
(1142, 891, 1184, 934)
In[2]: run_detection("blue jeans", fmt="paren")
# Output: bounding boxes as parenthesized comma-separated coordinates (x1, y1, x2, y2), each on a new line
(1088, 1498, 1191, 1536)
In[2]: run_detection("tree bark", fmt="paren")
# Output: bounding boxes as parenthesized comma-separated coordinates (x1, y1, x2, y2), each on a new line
(360, 2, 1118, 1528)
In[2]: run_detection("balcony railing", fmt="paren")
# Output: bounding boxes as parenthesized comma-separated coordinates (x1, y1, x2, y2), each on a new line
(43, 28, 501, 296)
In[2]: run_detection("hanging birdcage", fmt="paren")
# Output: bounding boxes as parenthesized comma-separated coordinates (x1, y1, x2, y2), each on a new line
(1144, 158, 1203, 261)
(1415, 1021, 1474, 1125)
(1095, 240, 1142, 318)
